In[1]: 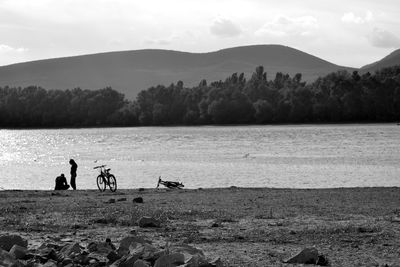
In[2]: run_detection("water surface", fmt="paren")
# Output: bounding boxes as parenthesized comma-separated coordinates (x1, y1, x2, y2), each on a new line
(0, 124, 399, 190)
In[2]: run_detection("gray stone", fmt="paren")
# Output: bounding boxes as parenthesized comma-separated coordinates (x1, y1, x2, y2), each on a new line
(117, 236, 151, 256)
(154, 253, 185, 267)
(137, 216, 161, 228)
(107, 250, 121, 262)
(37, 247, 63, 262)
(133, 259, 151, 267)
(316, 254, 330, 266)
(62, 257, 74, 265)
(0, 235, 28, 251)
(0, 248, 18, 267)
(42, 259, 58, 267)
(88, 252, 108, 263)
(9, 244, 26, 260)
(170, 244, 205, 259)
(285, 247, 319, 264)
(183, 254, 210, 267)
(60, 242, 82, 258)
(87, 242, 98, 253)
(209, 257, 223, 267)
(111, 254, 140, 267)
(133, 197, 144, 203)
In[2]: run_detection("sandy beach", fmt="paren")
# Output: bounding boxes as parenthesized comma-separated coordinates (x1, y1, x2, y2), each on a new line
(1, 187, 400, 266)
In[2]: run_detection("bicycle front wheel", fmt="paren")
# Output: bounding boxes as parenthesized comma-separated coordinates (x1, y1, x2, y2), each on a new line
(108, 175, 117, 192)
(97, 175, 106, 192)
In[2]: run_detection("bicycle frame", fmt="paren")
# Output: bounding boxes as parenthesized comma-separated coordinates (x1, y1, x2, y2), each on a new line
(94, 165, 117, 192)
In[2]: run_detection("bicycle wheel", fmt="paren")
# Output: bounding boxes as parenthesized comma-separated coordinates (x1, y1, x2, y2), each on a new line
(108, 175, 117, 192)
(97, 175, 106, 192)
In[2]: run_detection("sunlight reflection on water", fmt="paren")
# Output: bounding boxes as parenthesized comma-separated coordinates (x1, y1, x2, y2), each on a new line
(1, 124, 399, 190)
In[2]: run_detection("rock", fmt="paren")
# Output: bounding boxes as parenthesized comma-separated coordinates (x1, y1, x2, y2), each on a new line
(154, 253, 185, 267)
(9, 244, 27, 259)
(62, 257, 74, 265)
(117, 198, 127, 202)
(60, 242, 82, 258)
(184, 254, 211, 267)
(285, 247, 319, 264)
(170, 244, 205, 258)
(138, 216, 161, 228)
(42, 259, 58, 267)
(106, 238, 117, 250)
(74, 252, 91, 265)
(133, 197, 144, 203)
(0, 235, 28, 251)
(87, 252, 108, 263)
(88, 242, 98, 253)
(111, 254, 140, 267)
(107, 198, 116, 203)
(117, 236, 151, 256)
(89, 240, 116, 254)
(0, 248, 19, 267)
(209, 257, 223, 267)
(211, 222, 219, 227)
(316, 254, 330, 266)
(132, 243, 161, 262)
(138, 188, 145, 192)
(133, 259, 151, 267)
(107, 250, 121, 262)
(37, 247, 63, 262)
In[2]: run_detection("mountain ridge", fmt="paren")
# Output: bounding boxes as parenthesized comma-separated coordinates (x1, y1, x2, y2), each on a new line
(360, 48, 400, 73)
(0, 44, 354, 99)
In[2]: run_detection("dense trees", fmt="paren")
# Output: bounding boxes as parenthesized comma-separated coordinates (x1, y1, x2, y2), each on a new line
(0, 86, 126, 127)
(1, 65, 400, 128)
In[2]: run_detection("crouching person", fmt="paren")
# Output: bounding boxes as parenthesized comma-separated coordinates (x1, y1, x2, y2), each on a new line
(55, 173, 70, 190)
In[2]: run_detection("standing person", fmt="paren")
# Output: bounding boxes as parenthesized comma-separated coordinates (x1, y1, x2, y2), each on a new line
(69, 159, 78, 190)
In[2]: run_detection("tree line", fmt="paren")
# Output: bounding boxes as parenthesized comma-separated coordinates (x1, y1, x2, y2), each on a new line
(1, 65, 400, 128)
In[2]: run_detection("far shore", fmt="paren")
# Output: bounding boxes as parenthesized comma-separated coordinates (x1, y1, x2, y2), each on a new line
(1, 187, 400, 266)
(1, 121, 399, 130)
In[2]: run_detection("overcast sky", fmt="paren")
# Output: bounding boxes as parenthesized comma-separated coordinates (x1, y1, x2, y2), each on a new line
(1, 0, 400, 67)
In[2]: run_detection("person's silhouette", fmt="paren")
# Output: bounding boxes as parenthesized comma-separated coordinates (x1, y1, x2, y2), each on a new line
(69, 159, 78, 190)
(54, 174, 70, 190)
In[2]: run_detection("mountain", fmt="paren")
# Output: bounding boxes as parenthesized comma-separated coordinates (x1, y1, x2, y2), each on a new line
(360, 48, 400, 73)
(0, 45, 352, 99)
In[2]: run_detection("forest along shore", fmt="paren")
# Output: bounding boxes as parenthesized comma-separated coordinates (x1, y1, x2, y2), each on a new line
(1, 187, 400, 266)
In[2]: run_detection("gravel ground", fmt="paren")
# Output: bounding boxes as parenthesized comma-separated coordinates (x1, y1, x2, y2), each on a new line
(1, 187, 400, 266)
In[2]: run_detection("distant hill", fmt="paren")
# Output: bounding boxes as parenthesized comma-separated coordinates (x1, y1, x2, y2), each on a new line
(360, 48, 400, 74)
(0, 45, 352, 99)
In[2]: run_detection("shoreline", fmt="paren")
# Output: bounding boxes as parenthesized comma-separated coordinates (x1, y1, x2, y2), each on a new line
(2, 185, 400, 191)
(1, 121, 398, 130)
(1, 187, 400, 266)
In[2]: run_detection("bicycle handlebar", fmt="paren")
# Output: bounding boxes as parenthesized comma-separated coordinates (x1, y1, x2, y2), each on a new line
(93, 165, 107, 169)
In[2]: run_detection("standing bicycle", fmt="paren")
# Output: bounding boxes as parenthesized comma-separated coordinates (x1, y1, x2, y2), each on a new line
(94, 165, 117, 192)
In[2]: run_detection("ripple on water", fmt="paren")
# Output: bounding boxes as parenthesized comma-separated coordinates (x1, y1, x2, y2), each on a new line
(1, 124, 400, 190)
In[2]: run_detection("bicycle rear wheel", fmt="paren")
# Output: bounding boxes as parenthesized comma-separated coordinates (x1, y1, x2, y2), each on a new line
(108, 175, 117, 192)
(97, 175, 106, 192)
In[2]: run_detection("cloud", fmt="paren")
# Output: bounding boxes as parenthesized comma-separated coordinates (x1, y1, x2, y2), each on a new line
(341, 11, 373, 24)
(0, 44, 28, 53)
(144, 39, 171, 46)
(255, 15, 318, 37)
(367, 28, 400, 48)
(210, 18, 242, 38)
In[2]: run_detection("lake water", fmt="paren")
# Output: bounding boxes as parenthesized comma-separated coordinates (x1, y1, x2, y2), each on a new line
(0, 124, 399, 190)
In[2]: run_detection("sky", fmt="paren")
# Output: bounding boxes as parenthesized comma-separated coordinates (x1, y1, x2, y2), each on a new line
(0, 0, 400, 68)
